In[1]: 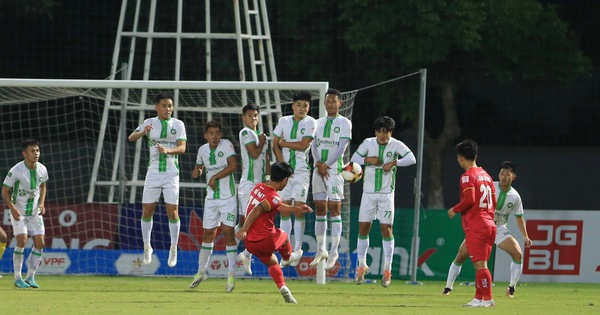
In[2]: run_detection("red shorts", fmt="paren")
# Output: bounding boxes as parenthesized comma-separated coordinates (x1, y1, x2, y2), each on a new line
(245, 229, 288, 264)
(465, 226, 496, 263)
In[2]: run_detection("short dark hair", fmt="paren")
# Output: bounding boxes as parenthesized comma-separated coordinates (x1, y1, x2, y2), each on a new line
(325, 88, 342, 99)
(500, 161, 517, 174)
(456, 139, 478, 161)
(154, 92, 173, 104)
(22, 139, 39, 150)
(292, 91, 312, 102)
(242, 104, 260, 114)
(270, 162, 294, 181)
(205, 120, 222, 132)
(373, 116, 396, 132)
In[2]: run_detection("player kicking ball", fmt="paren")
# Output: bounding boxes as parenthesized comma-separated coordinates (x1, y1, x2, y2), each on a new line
(235, 162, 313, 304)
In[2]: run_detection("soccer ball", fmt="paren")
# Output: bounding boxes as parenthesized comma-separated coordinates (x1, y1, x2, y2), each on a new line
(341, 162, 363, 183)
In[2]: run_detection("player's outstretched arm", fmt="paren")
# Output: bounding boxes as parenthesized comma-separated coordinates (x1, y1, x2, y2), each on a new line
(279, 203, 313, 215)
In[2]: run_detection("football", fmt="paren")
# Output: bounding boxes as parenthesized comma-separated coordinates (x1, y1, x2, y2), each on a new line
(341, 162, 363, 183)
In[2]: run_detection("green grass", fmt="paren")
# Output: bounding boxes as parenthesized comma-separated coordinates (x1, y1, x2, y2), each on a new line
(2, 276, 599, 314)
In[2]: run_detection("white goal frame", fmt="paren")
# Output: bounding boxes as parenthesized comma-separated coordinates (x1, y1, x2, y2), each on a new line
(0, 78, 335, 282)
(0, 78, 328, 201)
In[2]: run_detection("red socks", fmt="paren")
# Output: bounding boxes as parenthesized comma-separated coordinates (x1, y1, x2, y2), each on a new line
(268, 264, 286, 289)
(475, 268, 493, 300)
(278, 240, 293, 261)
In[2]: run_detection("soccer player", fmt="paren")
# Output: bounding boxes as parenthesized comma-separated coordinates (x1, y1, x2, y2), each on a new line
(236, 104, 270, 275)
(310, 88, 352, 270)
(272, 91, 316, 264)
(189, 120, 238, 292)
(0, 226, 6, 263)
(447, 139, 497, 307)
(128, 92, 187, 268)
(349, 116, 415, 287)
(2, 139, 49, 288)
(443, 161, 532, 297)
(235, 162, 313, 304)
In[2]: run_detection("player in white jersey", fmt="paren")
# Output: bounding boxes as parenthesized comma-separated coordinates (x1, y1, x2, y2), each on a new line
(189, 120, 239, 292)
(309, 88, 352, 270)
(128, 92, 187, 268)
(350, 117, 416, 287)
(272, 91, 316, 265)
(236, 104, 270, 275)
(443, 161, 532, 297)
(2, 139, 49, 289)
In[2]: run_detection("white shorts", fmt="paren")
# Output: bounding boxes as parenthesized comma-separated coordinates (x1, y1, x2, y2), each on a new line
(10, 214, 45, 236)
(279, 171, 310, 203)
(142, 172, 180, 205)
(238, 181, 257, 216)
(495, 225, 514, 245)
(358, 193, 395, 225)
(203, 197, 237, 229)
(311, 169, 344, 201)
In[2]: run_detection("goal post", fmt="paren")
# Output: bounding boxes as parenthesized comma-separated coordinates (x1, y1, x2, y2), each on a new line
(0, 78, 363, 282)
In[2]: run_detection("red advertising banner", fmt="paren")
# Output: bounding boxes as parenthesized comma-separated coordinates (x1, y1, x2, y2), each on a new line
(2, 203, 119, 249)
(524, 220, 583, 275)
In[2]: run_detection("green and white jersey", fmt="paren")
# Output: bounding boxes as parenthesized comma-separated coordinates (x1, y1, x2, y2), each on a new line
(3, 161, 49, 216)
(314, 115, 352, 173)
(239, 127, 268, 186)
(136, 116, 187, 175)
(494, 181, 524, 227)
(273, 115, 316, 174)
(355, 137, 412, 193)
(196, 139, 237, 200)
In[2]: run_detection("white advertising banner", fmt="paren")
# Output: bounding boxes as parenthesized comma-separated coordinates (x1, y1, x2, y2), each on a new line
(493, 210, 600, 283)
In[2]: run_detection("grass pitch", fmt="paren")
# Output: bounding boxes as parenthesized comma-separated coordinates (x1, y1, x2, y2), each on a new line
(2, 276, 599, 314)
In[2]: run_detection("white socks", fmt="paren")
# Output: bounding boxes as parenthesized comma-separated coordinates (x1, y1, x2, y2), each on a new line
(357, 236, 369, 267)
(315, 215, 327, 252)
(26, 248, 43, 278)
(330, 215, 342, 255)
(510, 260, 523, 287)
(293, 218, 305, 251)
(226, 245, 238, 273)
(13, 246, 25, 280)
(168, 219, 180, 248)
(198, 242, 214, 273)
(382, 237, 394, 269)
(446, 261, 462, 289)
(141, 218, 153, 244)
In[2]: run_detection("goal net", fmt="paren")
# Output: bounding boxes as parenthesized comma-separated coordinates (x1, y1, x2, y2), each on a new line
(0, 79, 358, 280)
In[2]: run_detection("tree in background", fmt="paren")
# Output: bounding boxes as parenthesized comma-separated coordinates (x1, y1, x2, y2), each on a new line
(334, 0, 591, 208)
(0, 0, 58, 17)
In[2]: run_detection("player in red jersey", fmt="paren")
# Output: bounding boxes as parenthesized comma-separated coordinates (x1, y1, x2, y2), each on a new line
(447, 140, 497, 308)
(235, 162, 313, 304)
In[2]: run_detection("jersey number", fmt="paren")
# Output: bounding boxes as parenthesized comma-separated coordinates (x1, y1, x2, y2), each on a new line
(246, 196, 261, 214)
(479, 184, 494, 210)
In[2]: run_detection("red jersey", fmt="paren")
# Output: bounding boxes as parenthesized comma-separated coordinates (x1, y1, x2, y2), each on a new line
(452, 166, 496, 234)
(245, 183, 283, 242)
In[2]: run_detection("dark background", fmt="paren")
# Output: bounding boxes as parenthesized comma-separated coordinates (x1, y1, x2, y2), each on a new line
(0, 0, 598, 210)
